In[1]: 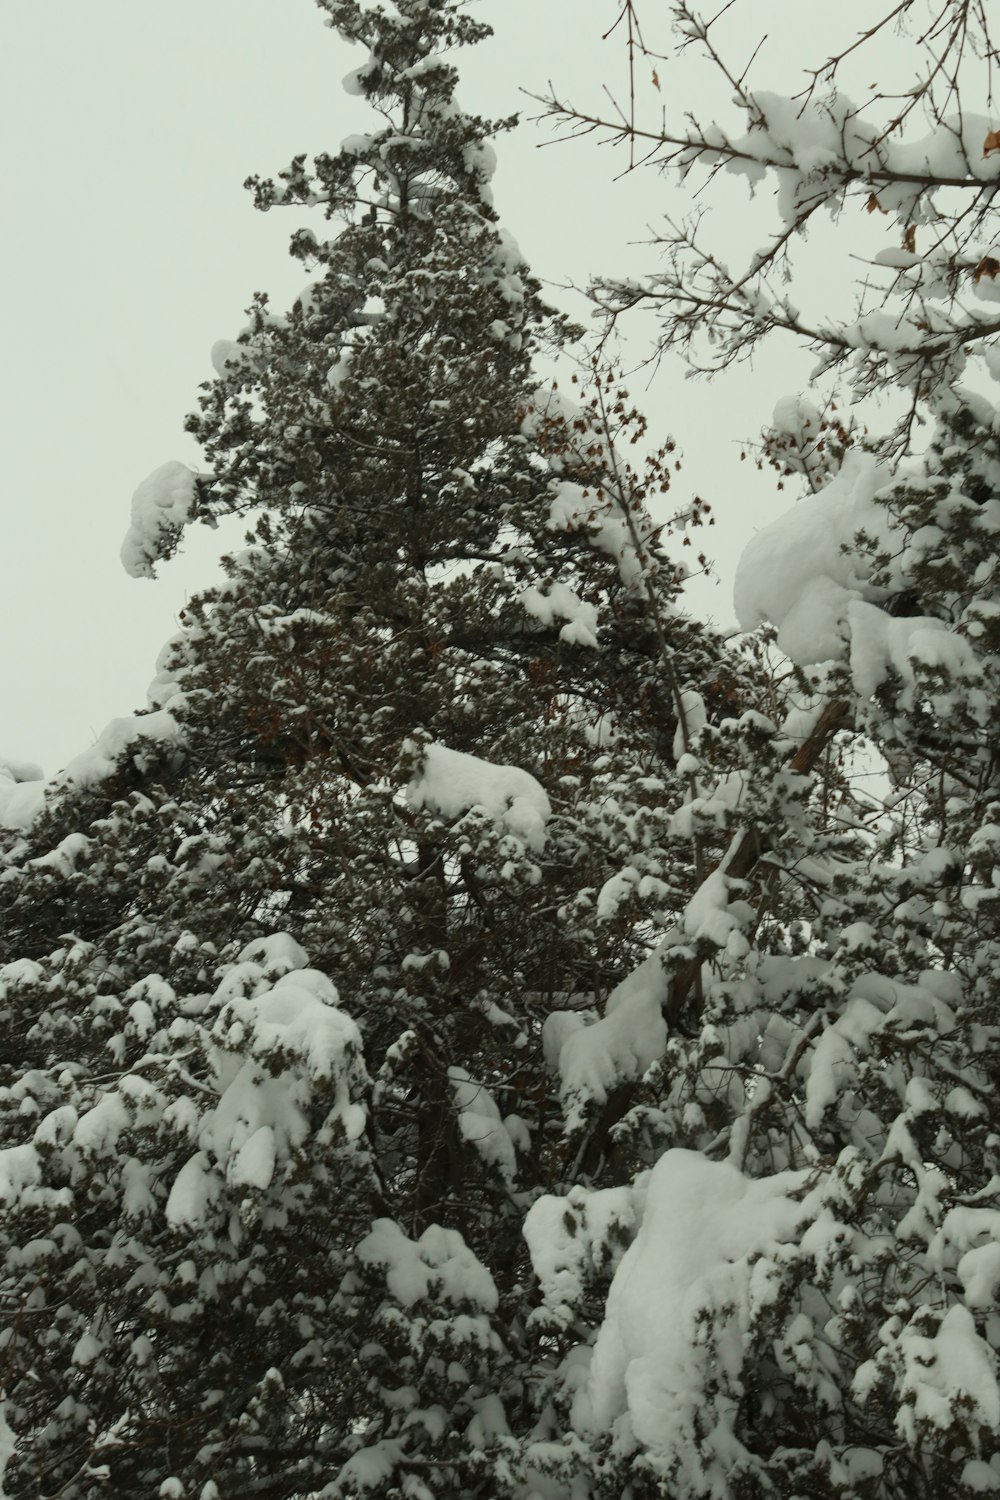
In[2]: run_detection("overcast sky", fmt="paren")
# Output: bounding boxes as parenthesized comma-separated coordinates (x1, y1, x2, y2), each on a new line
(2, 1, 870, 774)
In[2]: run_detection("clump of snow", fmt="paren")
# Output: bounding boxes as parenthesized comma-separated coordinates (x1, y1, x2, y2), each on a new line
(121, 461, 199, 579)
(0, 756, 46, 831)
(0, 1142, 43, 1206)
(519, 581, 599, 648)
(210, 340, 254, 377)
(404, 740, 550, 852)
(486, 226, 525, 303)
(768, 395, 844, 491)
(342, 59, 378, 96)
(574, 1150, 808, 1466)
(340, 131, 376, 160)
(520, 388, 666, 594)
(448, 1066, 518, 1181)
(683, 865, 753, 949)
(524, 1181, 643, 1330)
(803, 994, 884, 1129)
(669, 767, 753, 841)
(929, 1204, 1000, 1309)
(1, 713, 184, 831)
(550, 833, 758, 1129)
(960, 1460, 1000, 1495)
(146, 632, 189, 713)
(356, 1218, 499, 1311)
(735, 446, 982, 703)
(0, 754, 42, 784)
(59, 711, 184, 791)
(875, 1305, 1000, 1444)
(714, 90, 1000, 232)
(847, 599, 983, 713)
(734, 450, 893, 663)
(549, 947, 669, 1130)
(332, 1442, 404, 1497)
(799, 970, 962, 1142)
(166, 939, 367, 1226)
(777, 693, 830, 750)
(672, 688, 706, 761)
(28, 831, 92, 877)
(237, 932, 311, 978)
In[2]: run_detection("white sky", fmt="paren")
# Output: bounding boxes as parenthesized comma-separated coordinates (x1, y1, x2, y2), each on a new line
(2, 1, 873, 773)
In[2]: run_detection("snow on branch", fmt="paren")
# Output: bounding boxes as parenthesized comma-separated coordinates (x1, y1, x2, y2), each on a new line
(538, 2, 1000, 444)
(572, 1150, 809, 1473)
(121, 461, 201, 580)
(0, 713, 184, 831)
(0, 756, 45, 832)
(403, 739, 551, 852)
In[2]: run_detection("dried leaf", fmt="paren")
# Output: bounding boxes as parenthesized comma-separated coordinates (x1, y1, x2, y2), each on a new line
(652, 67, 661, 91)
(866, 193, 887, 215)
(974, 256, 1000, 282)
(984, 129, 1000, 156)
(903, 224, 916, 253)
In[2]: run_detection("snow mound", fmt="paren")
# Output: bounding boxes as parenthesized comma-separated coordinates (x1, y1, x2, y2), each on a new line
(575, 1150, 808, 1468)
(548, 947, 669, 1131)
(357, 1217, 499, 1311)
(0, 714, 184, 831)
(210, 340, 254, 377)
(448, 1066, 518, 1181)
(846, 599, 982, 713)
(734, 447, 984, 707)
(121, 461, 199, 579)
(734, 450, 892, 663)
(405, 740, 550, 852)
(166, 945, 366, 1226)
(0, 757, 46, 831)
(519, 581, 599, 648)
(60, 711, 183, 790)
(524, 1181, 642, 1330)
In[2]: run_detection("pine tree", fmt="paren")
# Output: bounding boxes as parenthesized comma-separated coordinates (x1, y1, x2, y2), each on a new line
(526, 4, 1000, 1497)
(0, 4, 763, 1497)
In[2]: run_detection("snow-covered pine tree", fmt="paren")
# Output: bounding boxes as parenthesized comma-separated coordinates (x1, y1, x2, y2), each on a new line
(523, 4, 1000, 1497)
(0, 3, 767, 1497)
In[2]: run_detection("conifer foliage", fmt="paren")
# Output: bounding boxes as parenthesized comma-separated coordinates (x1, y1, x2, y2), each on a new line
(0, 3, 758, 1498)
(535, 4, 1000, 1498)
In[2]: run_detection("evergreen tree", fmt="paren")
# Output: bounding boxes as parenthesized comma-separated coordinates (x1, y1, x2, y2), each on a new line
(0, 4, 762, 1497)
